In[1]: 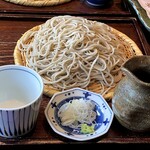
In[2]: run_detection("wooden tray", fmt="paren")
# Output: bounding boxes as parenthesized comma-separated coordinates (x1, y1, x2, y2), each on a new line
(0, 16, 150, 147)
(0, 0, 131, 16)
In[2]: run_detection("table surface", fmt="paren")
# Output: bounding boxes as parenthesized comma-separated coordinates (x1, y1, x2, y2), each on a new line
(0, 0, 130, 16)
(0, 0, 150, 148)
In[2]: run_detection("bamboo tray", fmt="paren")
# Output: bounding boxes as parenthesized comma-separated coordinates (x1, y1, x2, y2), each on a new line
(13, 16, 143, 100)
(3, 0, 71, 6)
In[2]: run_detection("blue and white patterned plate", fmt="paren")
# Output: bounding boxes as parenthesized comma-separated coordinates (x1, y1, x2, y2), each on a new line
(45, 88, 114, 141)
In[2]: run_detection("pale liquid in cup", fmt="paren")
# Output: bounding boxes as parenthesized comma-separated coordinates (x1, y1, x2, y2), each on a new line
(0, 99, 27, 108)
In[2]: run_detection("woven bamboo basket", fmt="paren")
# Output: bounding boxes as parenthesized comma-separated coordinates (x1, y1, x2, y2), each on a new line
(13, 19, 143, 100)
(4, 0, 71, 6)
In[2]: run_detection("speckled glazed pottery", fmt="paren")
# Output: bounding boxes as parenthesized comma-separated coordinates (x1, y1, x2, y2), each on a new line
(112, 55, 150, 132)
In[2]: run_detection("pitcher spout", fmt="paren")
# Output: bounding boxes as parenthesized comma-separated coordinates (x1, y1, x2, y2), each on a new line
(122, 55, 150, 86)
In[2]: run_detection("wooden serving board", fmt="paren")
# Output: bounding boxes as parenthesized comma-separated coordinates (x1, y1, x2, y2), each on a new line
(0, 0, 131, 16)
(0, 16, 150, 147)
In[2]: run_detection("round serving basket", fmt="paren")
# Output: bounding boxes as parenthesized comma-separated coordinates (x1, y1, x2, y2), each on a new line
(13, 19, 143, 100)
(4, 0, 71, 6)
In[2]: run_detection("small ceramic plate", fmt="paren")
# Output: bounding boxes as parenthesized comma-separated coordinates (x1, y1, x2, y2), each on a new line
(128, 0, 150, 32)
(45, 88, 114, 141)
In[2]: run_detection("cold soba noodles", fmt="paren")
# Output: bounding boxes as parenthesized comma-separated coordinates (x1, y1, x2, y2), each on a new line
(17, 15, 137, 98)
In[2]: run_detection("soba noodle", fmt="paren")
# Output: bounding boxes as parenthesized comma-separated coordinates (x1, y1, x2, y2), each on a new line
(17, 15, 135, 96)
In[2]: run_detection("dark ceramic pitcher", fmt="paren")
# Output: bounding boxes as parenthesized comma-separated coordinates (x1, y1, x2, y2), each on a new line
(112, 55, 150, 132)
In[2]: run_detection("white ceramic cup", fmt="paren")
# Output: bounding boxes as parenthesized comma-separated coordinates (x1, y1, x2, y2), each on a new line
(0, 65, 44, 138)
